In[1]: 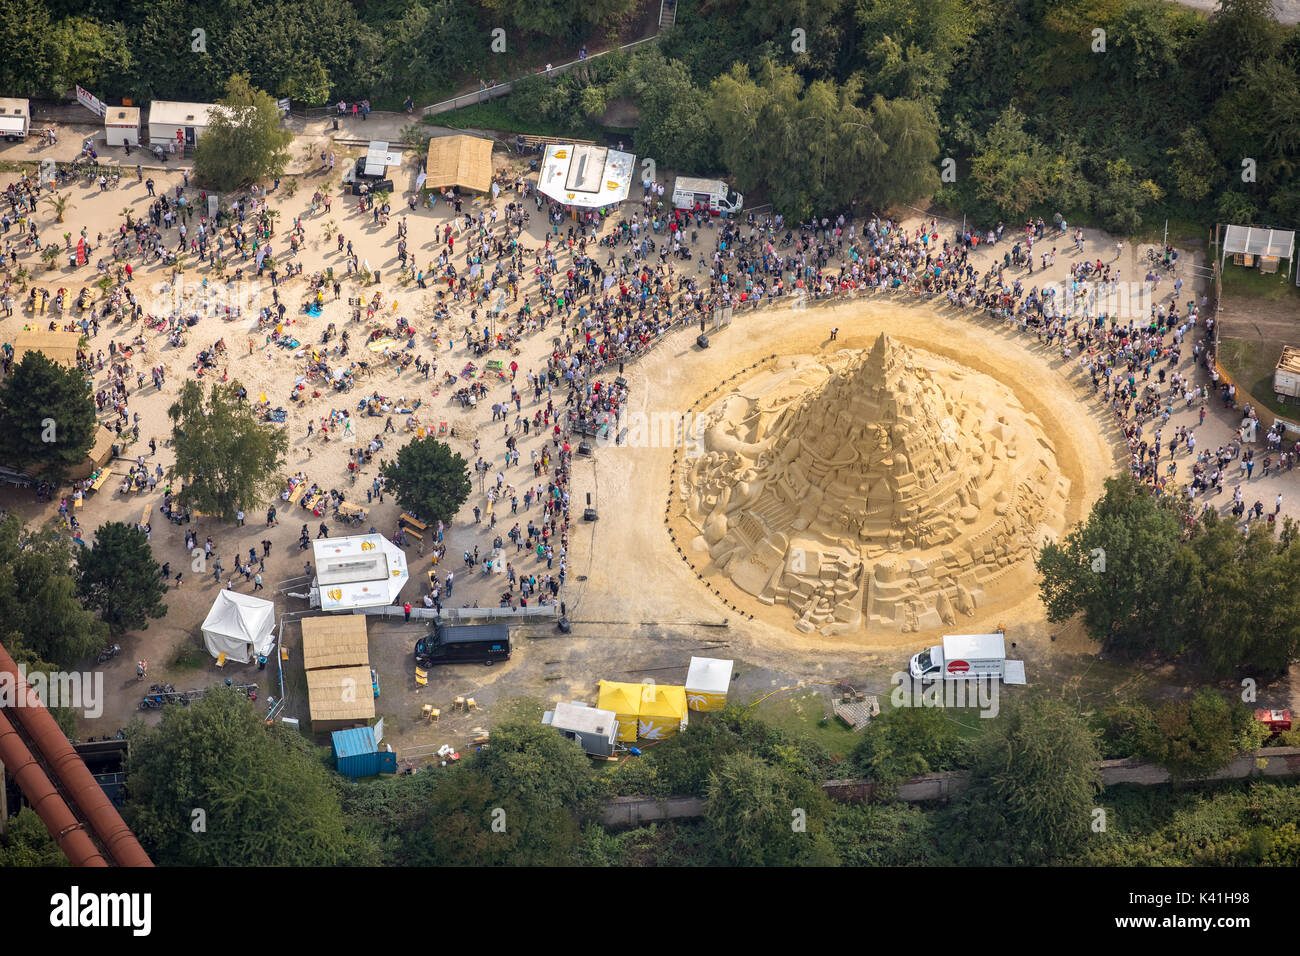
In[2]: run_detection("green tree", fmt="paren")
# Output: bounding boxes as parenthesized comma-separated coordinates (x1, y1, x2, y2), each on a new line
(76, 521, 167, 635)
(0, 808, 69, 867)
(620, 49, 719, 174)
(0, 0, 54, 96)
(482, 0, 636, 38)
(1167, 127, 1223, 202)
(193, 74, 294, 191)
(124, 689, 355, 866)
(381, 0, 479, 96)
(0, 515, 108, 667)
(1139, 690, 1258, 782)
(1183, 511, 1300, 677)
(0, 349, 97, 479)
(1196, 0, 1284, 96)
(1093, 157, 1164, 234)
(166, 379, 288, 520)
(968, 106, 1070, 217)
(380, 434, 471, 526)
(956, 695, 1101, 864)
(1093, 700, 1158, 759)
(424, 720, 601, 865)
(1036, 474, 1195, 659)
(45, 17, 131, 95)
(848, 705, 967, 784)
(857, 0, 977, 102)
(705, 751, 838, 865)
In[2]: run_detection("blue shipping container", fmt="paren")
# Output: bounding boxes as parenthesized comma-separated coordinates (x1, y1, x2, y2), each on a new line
(332, 727, 380, 778)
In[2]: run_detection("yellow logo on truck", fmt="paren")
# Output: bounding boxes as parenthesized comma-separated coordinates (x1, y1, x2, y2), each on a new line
(328, 589, 342, 601)
(360, 541, 376, 551)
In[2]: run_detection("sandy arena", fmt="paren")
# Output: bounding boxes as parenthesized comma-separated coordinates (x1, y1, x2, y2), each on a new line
(4, 117, 1296, 747)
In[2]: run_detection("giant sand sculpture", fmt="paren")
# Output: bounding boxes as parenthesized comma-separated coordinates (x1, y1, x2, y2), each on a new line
(677, 334, 1070, 635)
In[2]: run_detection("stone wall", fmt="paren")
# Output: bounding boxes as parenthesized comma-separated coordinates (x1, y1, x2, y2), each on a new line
(601, 747, 1300, 826)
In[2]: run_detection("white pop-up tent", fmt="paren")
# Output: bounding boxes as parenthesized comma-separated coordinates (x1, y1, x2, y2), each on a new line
(202, 590, 276, 663)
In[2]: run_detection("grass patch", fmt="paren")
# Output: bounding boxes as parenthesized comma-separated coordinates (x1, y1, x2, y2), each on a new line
(170, 637, 209, 671)
(755, 690, 862, 760)
(1218, 336, 1292, 418)
(1219, 262, 1300, 301)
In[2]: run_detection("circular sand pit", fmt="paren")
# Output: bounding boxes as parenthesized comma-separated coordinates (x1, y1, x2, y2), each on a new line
(676, 333, 1071, 635)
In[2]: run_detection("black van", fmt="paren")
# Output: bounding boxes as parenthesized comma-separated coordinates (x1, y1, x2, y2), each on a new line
(414, 624, 511, 667)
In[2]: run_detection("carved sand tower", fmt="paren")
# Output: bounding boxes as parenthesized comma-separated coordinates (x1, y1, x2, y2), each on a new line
(678, 334, 1070, 635)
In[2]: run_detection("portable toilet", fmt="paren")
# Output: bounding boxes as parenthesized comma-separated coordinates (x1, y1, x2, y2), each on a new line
(686, 657, 734, 711)
(596, 680, 641, 742)
(544, 701, 619, 759)
(636, 685, 688, 740)
(105, 106, 141, 146)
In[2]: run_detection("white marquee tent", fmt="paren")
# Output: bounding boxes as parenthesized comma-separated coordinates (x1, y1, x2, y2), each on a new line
(201, 590, 276, 663)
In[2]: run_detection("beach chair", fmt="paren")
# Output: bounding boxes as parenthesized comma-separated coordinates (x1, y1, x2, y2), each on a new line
(438, 422, 448, 437)
(216, 652, 226, 668)
(415, 667, 429, 687)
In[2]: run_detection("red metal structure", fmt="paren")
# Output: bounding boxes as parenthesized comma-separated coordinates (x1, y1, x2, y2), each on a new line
(0, 708, 108, 866)
(0, 643, 152, 866)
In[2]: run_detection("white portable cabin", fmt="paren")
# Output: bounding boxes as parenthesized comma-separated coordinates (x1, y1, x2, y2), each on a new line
(1275, 346, 1300, 402)
(544, 701, 619, 758)
(0, 98, 29, 141)
(147, 100, 218, 148)
(685, 656, 733, 711)
(105, 106, 141, 146)
(309, 533, 409, 611)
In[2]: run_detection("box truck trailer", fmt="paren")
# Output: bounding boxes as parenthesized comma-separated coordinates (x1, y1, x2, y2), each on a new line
(672, 176, 743, 216)
(908, 633, 1026, 684)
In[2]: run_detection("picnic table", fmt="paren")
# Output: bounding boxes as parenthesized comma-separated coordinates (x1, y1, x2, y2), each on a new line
(287, 483, 307, 506)
(89, 469, 113, 493)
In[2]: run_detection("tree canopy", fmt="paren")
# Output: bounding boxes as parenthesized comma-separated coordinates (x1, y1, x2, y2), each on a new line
(76, 521, 168, 635)
(124, 688, 354, 866)
(0, 349, 97, 479)
(1038, 474, 1300, 677)
(167, 379, 288, 520)
(193, 74, 295, 191)
(380, 435, 472, 525)
(0, 514, 108, 669)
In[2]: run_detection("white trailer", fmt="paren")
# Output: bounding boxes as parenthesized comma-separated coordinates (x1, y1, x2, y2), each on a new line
(0, 98, 29, 142)
(672, 176, 743, 216)
(1275, 345, 1300, 403)
(909, 633, 1026, 684)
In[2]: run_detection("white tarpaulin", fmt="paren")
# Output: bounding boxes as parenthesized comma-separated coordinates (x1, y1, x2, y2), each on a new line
(202, 590, 276, 663)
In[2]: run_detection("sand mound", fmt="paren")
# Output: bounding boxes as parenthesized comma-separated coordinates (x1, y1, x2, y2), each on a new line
(679, 333, 1070, 635)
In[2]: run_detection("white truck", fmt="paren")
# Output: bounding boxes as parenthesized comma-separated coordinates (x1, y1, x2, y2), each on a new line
(0, 98, 29, 142)
(908, 633, 1026, 684)
(672, 176, 743, 216)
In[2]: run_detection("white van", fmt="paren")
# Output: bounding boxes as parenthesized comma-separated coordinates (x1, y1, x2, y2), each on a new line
(672, 176, 743, 216)
(908, 634, 1026, 684)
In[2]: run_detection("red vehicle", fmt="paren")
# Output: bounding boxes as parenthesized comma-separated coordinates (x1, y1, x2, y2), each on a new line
(1255, 709, 1292, 736)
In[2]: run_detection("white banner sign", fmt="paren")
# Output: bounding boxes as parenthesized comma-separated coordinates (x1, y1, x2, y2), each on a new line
(75, 85, 107, 118)
(276, 97, 291, 117)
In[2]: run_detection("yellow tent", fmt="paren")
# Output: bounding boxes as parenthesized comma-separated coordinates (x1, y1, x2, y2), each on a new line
(596, 681, 641, 743)
(636, 684, 688, 740)
(686, 657, 733, 711)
